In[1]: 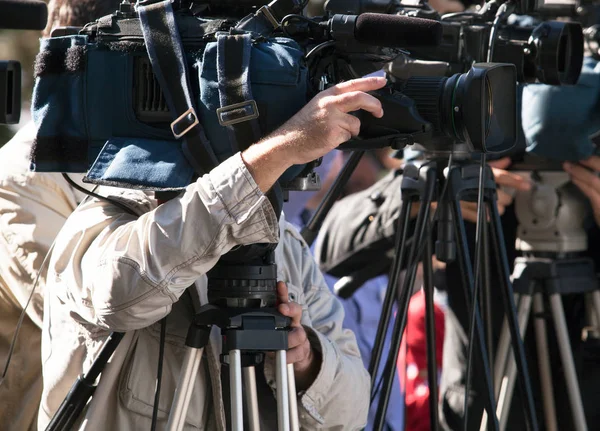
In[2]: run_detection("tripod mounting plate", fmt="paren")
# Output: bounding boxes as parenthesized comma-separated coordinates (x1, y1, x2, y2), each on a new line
(513, 256, 599, 295)
(188, 304, 291, 352)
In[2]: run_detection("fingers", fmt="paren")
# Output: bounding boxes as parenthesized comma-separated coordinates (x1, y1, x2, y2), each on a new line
(286, 327, 311, 365)
(460, 201, 478, 223)
(579, 156, 600, 172)
(564, 161, 600, 191)
(488, 157, 512, 170)
(278, 297, 302, 327)
(328, 76, 387, 96)
(571, 177, 600, 216)
(276, 281, 289, 305)
(340, 113, 361, 137)
(496, 188, 514, 208)
(492, 168, 531, 191)
(334, 91, 384, 117)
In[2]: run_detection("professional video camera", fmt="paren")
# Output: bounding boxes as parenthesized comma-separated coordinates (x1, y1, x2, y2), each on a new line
(326, 0, 585, 85)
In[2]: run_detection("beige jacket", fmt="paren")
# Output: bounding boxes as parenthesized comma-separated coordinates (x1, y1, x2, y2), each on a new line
(0, 123, 85, 431)
(39, 152, 369, 430)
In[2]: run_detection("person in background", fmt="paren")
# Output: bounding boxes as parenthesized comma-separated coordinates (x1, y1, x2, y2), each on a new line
(0, 2, 123, 430)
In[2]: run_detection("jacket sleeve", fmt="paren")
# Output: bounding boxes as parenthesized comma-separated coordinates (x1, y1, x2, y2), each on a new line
(0, 125, 81, 329)
(49, 153, 279, 331)
(297, 243, 370, 430)
(262, 223, 370, 430)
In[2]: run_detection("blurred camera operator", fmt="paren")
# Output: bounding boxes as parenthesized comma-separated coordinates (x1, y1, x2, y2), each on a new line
(38, 72, 387, 429)
(0, 2, 122, 430)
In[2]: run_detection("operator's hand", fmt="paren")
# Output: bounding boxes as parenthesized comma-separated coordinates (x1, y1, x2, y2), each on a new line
(242, 77, 386, 193)
(273, 281, 321, 391)
(460, 157, 531, 222)
(564, 157, 600, 226)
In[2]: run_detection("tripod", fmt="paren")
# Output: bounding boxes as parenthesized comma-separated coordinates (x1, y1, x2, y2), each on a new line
(491, 170, 600, 431)
(368, 151, 538, 431)
(167, 250, 300, 431)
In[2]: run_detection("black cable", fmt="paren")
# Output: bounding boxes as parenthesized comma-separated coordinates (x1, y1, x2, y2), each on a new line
(151, 317, 167, 431)
(463, 152, 487, 431)
(305, 40, 336, 61)
(62, 174, 136, 216)
(0, 240, 54, 387)
(281, 13, 318, 38)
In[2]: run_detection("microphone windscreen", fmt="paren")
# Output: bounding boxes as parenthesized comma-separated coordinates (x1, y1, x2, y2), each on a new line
(355, 13, 442, 48)
(0, 0, 48, 30)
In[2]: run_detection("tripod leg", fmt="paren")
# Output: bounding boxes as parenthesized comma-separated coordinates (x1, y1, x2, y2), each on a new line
(230, 350, 244, 431)
(369, 199, 413, 382)
(492, 294, 521, 396)
(532, 293, 558, 431)
(498, 294, 532, 431)
(276, 351, 290, 431)
(373, 167, 437, 431)
(167, 347, 204, 431)
(488, 202, 539, 431)
(423, 232, 440, 431)
(287, 364, 300, 431)
(243, 366, 261, 431)
(548, 294, 588, 431)
(449, 198, 499, 430)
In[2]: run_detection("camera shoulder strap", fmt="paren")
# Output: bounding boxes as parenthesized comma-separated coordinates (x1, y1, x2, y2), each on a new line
(216, 32, 262, 152)
(136, 0, 219, 175)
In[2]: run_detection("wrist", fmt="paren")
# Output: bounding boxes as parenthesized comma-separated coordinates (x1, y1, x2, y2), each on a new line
(241, 136, 293, 193)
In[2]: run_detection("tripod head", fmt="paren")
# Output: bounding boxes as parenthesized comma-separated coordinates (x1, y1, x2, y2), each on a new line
(511, 156, 589, 255)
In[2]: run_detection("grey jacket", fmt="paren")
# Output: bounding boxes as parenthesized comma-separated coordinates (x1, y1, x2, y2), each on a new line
(39, 152, 369, 430)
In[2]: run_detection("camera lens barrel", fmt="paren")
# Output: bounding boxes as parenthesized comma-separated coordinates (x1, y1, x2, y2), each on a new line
(495, 21, 583, 85)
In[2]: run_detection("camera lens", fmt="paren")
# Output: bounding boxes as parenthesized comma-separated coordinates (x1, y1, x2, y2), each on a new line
(495, 21, 583, 85)
(529, 21, 583, 85)
(402, 63, 517, 153)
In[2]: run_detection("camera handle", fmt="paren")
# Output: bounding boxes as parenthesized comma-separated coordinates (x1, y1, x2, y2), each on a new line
(167, 305, 298, 431)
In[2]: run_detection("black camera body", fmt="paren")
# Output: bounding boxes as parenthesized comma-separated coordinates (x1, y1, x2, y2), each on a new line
(406, 17, 583, 85)
(326, 0, 585, 85)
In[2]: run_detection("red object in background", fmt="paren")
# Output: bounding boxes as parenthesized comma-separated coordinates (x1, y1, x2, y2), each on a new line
(398, 289, 446, 431)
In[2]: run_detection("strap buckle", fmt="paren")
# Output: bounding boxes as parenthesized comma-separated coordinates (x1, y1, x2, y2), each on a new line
(216, 100, 260, 127)
(170, 107, 199, 139)
(256, 5, 280, 29)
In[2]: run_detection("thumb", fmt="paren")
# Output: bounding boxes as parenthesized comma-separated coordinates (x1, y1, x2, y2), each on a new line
(488, 157, 512, 170)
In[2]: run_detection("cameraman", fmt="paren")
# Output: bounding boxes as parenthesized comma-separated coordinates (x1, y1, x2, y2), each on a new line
(0, 1, 121, 430)
(38, 77, 387, 429)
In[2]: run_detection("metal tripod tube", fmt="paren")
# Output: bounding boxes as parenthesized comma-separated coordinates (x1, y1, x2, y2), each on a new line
(276, 351, 290, 431)
(243, 366, 260, 431)
(423, 231, 440, 431)
(532, 293, 558, 431)
(493, 292, 532, 428)
(373, 167, 437, 431)
(492, 294, 521, 397)
(449, 197, 499, 429)
(230, 350, 244, 431)
(548, 294, 588, 431)
(287, 364, 300, 431)
(368, 199, 413, 383)
(488, 201, 539, 431)
(497, 293, 532, 431)
(167, 347, 204, 431)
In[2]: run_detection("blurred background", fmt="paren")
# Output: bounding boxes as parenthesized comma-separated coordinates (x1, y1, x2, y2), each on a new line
(0, 18, 45, 145)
